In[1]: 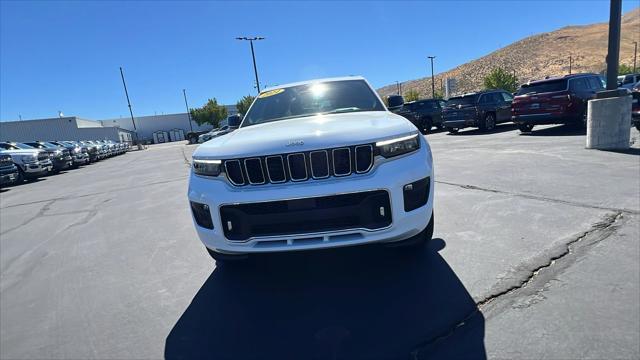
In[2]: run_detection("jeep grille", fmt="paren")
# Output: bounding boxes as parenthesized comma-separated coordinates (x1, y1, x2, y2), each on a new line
(223, 144, 374, 186)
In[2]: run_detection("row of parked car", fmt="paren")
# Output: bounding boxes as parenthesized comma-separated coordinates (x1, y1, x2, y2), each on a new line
(388, 73, 640, 134)
(0, 140, 129, 187)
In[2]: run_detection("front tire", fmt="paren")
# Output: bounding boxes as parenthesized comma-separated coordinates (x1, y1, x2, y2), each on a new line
(420, 117, 433, 135)
(206, 247, 248, 264)
(15, 168, 25, 184)
(518, 124, 534, 133)
(385, 212, 434, 249)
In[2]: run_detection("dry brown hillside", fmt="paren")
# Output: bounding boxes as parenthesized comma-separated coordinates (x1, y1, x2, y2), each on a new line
(378, 8, 640, 98)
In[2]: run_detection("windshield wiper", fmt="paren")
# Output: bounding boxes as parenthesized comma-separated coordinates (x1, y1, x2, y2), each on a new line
(323, 107, 361, 115)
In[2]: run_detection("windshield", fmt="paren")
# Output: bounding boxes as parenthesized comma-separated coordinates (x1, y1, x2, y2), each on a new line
(242, 79, 385, 127)
(14, 143, 35, 149)
(447, 95, 477, 107)
(517, 79, 567, 95)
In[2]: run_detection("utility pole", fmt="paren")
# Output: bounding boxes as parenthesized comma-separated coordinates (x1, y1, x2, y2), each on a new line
(605, 0, 622, 90)
(427, 56, 436, 98)
(119, 67, 139, 145)
(569, 55, 572, 74)
(633, 41, 637, 73)
(182, 89, 193, 132)
(236, 36, 265, 93)
(396, 81, 400, 95)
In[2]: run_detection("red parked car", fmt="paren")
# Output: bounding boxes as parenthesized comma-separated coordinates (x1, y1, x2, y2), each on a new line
(632, 81, 640, 131)
(511, 73, 604, 133)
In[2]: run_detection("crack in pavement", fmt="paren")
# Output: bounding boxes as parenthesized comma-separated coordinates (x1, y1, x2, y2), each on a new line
(411, 212, 624, 358)
(436, 180, 639, 215)
(180, 146, 193, 167)
(0, 200, 56, 235)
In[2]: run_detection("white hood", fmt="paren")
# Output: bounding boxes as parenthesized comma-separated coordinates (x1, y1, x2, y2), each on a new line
(194, 111, 416, 158)
(2, 149, 43, 160)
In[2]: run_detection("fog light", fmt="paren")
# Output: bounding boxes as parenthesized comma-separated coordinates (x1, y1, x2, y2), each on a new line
(403, 177, 430, 212)
(190, 201, 214, 229)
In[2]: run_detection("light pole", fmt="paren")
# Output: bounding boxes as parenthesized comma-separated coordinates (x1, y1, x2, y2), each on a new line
(605, 0, 621, 90)
(633, 41, 637, 73)
(182, 89, 193, 132)
(236, 36, 265, 93)
(427, 56, 436, 98)
(119, 67, 139, 145)
(569, 55, 572, 74)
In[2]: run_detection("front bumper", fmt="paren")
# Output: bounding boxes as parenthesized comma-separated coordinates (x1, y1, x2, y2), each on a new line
(188, 139, 434, 254)
(23, 161, 51, 177)
(52, 156, 73, 170)
(0, 169, 18, 185)
(73, 154, 89, 165)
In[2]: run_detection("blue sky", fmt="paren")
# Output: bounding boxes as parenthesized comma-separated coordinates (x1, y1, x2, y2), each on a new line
(1, 0, 638, 121)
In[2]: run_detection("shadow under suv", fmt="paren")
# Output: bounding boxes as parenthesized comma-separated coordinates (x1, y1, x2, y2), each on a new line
(442, 90, 513, 133)
(511, 73, 604, 133)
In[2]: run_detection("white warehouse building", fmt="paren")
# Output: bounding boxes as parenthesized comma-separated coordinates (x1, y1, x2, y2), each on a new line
(0, 116, 135, 143)
(0, 105, 238, 144)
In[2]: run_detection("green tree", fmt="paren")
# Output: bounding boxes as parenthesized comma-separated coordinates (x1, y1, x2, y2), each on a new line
(618, 64, 634, 75)
(236, 95, 255, 115)
(484, 67, 518, 93)
(190, 98, 228, 127)
(404, 89, 421, 102)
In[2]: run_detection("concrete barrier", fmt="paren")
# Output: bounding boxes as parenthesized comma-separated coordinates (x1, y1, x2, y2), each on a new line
(586, 95, 631, 150)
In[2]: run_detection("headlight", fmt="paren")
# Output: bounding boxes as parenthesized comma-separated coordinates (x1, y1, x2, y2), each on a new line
(192, 159, 222, 176)
(376, 133, 420, 158)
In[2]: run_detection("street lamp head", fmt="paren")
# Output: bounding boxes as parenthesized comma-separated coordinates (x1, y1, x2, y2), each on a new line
(236, 36, 265, 41)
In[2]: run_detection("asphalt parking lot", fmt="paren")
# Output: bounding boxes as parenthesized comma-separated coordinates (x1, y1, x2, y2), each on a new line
(1, 124, 639, 359)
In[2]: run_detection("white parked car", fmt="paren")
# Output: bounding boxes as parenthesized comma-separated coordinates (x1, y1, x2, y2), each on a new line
(188, 76, 434, 261)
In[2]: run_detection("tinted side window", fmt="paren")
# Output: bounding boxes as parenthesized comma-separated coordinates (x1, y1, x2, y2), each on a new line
(479, 94, 490, 104)
(570, 78, 588, 91)
(501, 92, 513, 102)
(439, 101, 446, 108)
(587, 77, 603, 90)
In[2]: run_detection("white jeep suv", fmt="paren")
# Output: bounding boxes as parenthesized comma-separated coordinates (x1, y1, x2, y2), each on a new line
(188, 76, 434, 261)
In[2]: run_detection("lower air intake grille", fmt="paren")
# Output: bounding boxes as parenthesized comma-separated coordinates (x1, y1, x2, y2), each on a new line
(220, 190, 391, 241)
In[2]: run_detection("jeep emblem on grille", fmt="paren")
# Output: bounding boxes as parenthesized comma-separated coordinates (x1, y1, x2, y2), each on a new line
(286, 140, 304, 147)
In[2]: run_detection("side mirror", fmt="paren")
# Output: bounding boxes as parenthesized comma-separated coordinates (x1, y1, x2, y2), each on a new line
(227, 114, 242, 128)
(387, 95, 405, 109)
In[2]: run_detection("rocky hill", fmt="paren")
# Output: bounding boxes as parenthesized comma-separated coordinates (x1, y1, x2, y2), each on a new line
(378, 8, 640, 98)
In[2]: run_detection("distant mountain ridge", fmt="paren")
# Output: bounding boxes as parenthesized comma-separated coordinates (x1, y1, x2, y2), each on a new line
(378, 8, 640, 98)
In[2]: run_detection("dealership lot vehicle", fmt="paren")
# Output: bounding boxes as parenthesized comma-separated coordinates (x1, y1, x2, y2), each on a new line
(0, 142, 52, 181)
(80, 141, 102, 161)
(50, 141, 90, 166)
(618, 73, 640, 89)
(0, 152, 19, 186)
(442, 90, 513, 133)
(1, 127, 637, 359)
(512, 73, 604, 133)
(190, 77, 434, 260)
(631, 83, 640, 131)
(389, 96, 447, 134)
(24, 141, 74, 172)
